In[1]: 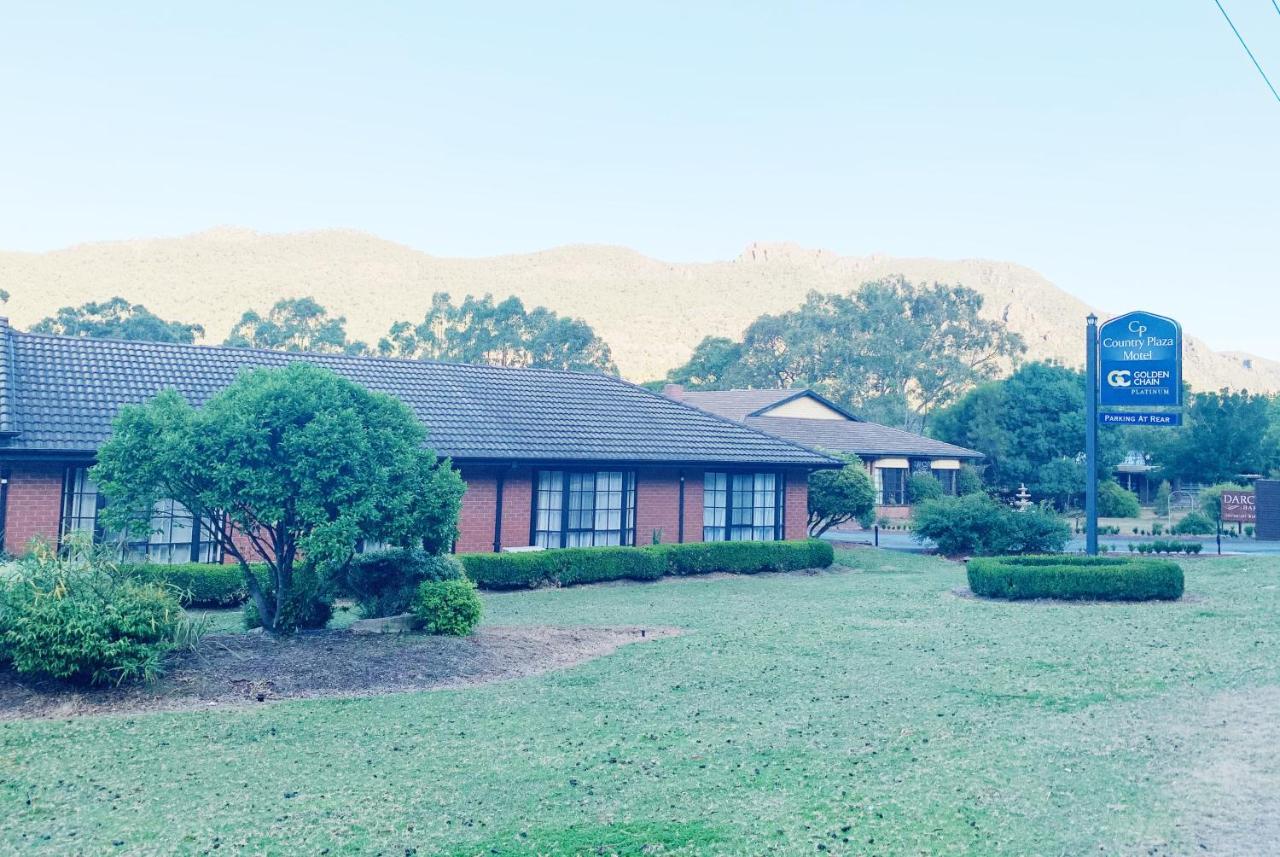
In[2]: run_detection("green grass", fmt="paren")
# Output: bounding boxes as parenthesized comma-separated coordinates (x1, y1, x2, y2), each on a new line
(5, 549, 1280, 854)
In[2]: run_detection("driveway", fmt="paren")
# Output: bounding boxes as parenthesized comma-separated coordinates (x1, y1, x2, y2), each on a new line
(823, 529, 1280, 556)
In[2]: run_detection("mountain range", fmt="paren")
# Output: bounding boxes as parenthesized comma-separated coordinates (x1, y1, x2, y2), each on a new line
(0, 227, 1273, 392)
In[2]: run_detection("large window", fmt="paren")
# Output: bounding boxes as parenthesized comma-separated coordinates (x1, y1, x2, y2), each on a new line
(533, 469, 636, 548)
(876, 466, 908, 506)
(61, 467, 221, 564)
(703, 471, 782, 542)
(934, 468, 958, 496)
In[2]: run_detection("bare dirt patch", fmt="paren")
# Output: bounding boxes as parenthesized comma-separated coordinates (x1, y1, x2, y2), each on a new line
(0, 624, 681, 721)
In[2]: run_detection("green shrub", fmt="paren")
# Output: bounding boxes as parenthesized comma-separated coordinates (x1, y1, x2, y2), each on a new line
(460, 551, 560, 589)
(412, 578, 482, 635)
(556, 547, 665, 585)
(243, 563, 333, 633)
(1173, 510, 1215, 535)
(912, 494, 1070, 556)
(1154, 480, 1172, 516)
(1097, 481, 1141, 518)
(907, 472, 945, 504)
(459, 539, 831, 590)
(334, 548, 463, 618)
(124, 562, 269, 608)
(0, 541, 183, 685)
(967, 555, 1183, 601)
(955, 464, 985, 496)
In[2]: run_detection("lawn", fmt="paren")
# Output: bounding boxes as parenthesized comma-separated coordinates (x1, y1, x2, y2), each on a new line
(5, 549, 1280, 854)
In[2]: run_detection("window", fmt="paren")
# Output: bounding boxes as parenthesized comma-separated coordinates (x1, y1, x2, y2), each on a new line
(876, 466, 908, 505)
(61, 467, 221, 564)
(534, 470, 635, 548)
(703, 471, 782, 542)
(935, 468, 958, 496)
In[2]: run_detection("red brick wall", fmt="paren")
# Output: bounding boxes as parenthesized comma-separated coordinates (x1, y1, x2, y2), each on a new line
(455, 465, 535, 553)
(784, 469, 810, 540)
(4, 462, 66, 555)
(636, 468, 683, 545)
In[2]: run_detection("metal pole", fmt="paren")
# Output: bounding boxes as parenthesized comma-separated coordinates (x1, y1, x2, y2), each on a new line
(1085, 314, 1099, 555)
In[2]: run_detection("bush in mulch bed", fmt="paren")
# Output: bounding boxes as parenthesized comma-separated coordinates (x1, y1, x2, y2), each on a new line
(967, 555, 1184, 602)
(460, 539, 834, 590)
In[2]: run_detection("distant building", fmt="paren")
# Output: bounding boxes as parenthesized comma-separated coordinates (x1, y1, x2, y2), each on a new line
(663, 386, 983, 520)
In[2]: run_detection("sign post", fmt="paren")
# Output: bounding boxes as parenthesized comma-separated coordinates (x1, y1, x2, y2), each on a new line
(1085, 314, 1099, 556)
(1086, 311, 1183, 556)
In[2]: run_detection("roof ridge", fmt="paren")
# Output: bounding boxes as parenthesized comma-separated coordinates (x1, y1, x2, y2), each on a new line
(8, 328, 622, 381)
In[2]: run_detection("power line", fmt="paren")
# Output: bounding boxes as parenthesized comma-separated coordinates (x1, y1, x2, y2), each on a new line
(1273, 0, 1280, 19)
(1212, 0, 1280, 104)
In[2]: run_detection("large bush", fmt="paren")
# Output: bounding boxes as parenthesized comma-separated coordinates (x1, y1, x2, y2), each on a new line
(1172, 510, 1215, 535)
(334, 548, 463, 618)
(1097, 480, 1141, 518)
(125, 562, 269, 608)
(907, 472, 945, 504)
(0, 541, 184, 685)
(807, 454, 876, 535)
(967, 555, 1183, 601)
(460, 539, 833, 590)
(912, 494, 1070, 556)
(412, 578, 482, 635)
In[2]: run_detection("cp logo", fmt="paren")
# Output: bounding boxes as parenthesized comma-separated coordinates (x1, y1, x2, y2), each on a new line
(1107, 370, 1132, 388)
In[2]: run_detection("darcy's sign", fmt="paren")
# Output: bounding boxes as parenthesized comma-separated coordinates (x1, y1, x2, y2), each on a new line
(1098, 311, 1182, 408)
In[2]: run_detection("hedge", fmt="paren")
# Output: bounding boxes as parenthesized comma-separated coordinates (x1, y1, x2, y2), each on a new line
(461, 539, 834, 590)
(123, 562, 269, 608)
(967, 555, 1184, 602)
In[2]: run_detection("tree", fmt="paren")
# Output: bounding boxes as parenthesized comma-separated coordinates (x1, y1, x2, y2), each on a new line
(1144, 390, 1277, 484)
(807, 454, 876, 536)
(665, 277, 1025, 429)
(1097, 480, 1141, 518)
(93, 363, 465, 634)
(907, 471, 945, 504)
(1153, 480, 1172, 516)
(31, 297, 204, 343)
(931, 361, 1127, 502)
(667, 336, 745, 389)
(224, 297, 369, 354)
(379, 293, 616, 373)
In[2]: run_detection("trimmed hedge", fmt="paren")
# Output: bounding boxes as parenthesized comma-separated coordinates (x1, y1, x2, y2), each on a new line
(967, 555, 1184, 602)
(461, 539, 834, 590)
(124, 562, 269, 608)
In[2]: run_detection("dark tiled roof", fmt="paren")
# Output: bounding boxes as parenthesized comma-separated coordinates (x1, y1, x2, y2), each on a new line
(0, 328, 836, 468)
(673, 389, 804, 422)
(745, 416, 983, 460)
(0, 319, 15, 436)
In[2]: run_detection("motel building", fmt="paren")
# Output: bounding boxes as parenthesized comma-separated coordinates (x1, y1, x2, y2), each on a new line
(0, 320, 839, 562)
(665, 386, 983, 523)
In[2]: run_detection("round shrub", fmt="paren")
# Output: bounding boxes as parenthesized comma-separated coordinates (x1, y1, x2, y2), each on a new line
(907, 472, 944, 504)
(0, 545, 183, 686)
(1172, 510, 1215, 535)
(334, 548, 463, 618)
(412, 578, 482, 636)
(967, 555, 1183, 601)
(1097, 480, 1141, 518)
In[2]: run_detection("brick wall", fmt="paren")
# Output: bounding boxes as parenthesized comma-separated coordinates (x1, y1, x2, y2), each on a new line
(636, 468, 683, 545)
(456, 465, 535, 553)
(682, 471, 704, 543)
(3, 462, 66, 555)
(784, 469, 810, 540)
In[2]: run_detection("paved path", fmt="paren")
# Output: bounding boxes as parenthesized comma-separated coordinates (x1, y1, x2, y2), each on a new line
(824, 529, 1280, 556)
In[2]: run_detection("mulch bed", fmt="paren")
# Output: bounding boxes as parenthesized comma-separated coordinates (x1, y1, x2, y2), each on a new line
(0, 624, 680, 721)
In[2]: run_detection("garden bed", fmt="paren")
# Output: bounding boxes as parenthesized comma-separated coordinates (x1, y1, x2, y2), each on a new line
(0, 624, 679, 720)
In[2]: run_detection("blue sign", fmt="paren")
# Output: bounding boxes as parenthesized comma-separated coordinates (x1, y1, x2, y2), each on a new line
(1098, 311, 1182, 407)
(1099, 412, 1182, 427)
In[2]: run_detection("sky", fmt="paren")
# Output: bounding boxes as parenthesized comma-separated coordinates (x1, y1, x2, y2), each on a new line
(2, 1, 1278, 356)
